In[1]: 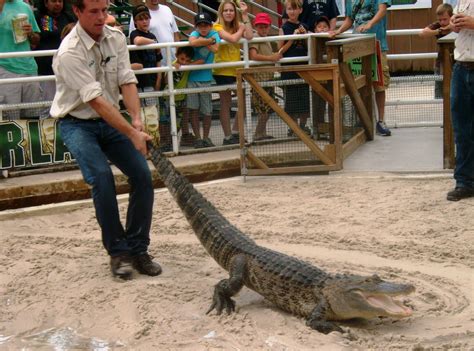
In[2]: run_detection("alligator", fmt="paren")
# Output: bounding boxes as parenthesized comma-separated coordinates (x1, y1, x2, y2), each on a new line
(147, 143, 415, 334)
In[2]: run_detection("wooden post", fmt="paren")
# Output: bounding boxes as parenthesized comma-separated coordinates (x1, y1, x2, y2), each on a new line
(361, 54, 374, 139)
(438, 35, 455, 169)
(326, 45, 340, 144)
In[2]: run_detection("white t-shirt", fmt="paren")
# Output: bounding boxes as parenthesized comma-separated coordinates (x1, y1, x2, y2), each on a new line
(129, 4, 179, 64)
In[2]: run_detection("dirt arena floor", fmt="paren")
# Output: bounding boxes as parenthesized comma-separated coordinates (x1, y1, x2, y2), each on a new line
(0, 173, 473, 350)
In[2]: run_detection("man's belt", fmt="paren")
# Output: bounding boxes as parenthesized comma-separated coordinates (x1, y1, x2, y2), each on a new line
(63, 114, 101, 121)
(456, 61, 474, 70)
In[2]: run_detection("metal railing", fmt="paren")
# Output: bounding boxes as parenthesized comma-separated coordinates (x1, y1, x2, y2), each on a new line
(0, 30, 443, 155)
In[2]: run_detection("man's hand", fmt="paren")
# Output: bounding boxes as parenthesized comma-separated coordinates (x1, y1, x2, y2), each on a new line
(131, 116, 144, 132)
(130, 129, 153, 156)
(452, 13, 474, 31)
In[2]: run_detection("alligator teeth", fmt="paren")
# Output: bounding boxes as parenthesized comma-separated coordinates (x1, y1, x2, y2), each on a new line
(366, 295, 413, 317)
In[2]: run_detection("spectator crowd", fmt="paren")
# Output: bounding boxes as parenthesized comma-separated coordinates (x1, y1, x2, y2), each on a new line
(0, 0, 345, 145)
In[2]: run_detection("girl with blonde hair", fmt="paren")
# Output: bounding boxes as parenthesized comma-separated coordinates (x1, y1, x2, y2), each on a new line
(213, 0, 253, 145)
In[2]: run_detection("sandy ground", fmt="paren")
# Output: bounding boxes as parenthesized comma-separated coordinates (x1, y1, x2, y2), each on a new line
(0, 173, 473, 350)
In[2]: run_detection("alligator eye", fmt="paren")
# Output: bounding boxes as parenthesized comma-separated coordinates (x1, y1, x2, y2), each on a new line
(370, 274, 381, 282)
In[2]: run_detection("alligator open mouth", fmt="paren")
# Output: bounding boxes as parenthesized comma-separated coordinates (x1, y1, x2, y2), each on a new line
(363, 293, 413, 317)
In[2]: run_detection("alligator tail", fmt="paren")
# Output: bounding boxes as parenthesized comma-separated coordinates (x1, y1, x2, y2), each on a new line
(147, 143, 255, 269)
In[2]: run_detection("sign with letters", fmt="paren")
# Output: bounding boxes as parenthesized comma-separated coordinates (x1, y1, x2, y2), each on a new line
(390, 0, 432, 10)
(0, 112, 160, 170)
(348, 41, 383, 86)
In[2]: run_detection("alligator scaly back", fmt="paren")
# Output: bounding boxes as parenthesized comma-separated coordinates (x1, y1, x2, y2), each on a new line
(148, 143, 256, 270)
(147, 144, 415, 334)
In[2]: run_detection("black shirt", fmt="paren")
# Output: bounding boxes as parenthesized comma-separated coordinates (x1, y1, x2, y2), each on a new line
(129, 29, 163, 89)
(34, 12, 75, 75)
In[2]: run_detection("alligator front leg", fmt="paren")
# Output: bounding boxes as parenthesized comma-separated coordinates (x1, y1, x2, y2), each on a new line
(306, 298, 343, 334)
(206, 254, 247, 315)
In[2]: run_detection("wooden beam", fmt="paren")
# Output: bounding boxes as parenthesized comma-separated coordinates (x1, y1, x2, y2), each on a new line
(440, 41, 455, 169)
(326, 37, 376, 62)
(246, 149, 269, 169)
(361, 54, 374, 139)
(339, 63, 373, 140)
(247, 164, 339, 176)
(342, 129, 367, 160)
(245, 74, 334, 165)
(298, 71, 334, 108)
(237, 64, 338, 76)
(340, 75, 366, 96)
(331, 66, 343, 169)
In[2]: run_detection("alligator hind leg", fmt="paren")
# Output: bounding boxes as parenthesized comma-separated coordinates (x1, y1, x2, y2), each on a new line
(206, 254, 247, 315)
(306, 299, 343, 334)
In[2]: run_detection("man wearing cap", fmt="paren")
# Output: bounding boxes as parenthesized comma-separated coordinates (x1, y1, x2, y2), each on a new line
(50, 0, 162, 280)
(187, 12, 220, 148)
(128, 0, 180, 65)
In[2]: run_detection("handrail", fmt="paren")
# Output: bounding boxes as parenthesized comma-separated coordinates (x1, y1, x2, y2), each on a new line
(0, 31, 444, 152)
(0, 31, 442, 87)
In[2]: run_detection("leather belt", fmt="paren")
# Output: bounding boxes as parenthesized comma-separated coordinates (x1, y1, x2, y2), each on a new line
(456, 61, 474, 70)
(63, 114, 101, 121)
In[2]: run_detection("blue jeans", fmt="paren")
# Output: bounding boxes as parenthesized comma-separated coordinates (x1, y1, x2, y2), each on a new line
(59, 117, 154, 257)
(451, 63, 474, 189)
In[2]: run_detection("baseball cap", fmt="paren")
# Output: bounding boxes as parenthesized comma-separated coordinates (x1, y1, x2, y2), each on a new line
(133, 5, 150, 20)
(194, 12, 213, 25)
(253, 13, 271, 26)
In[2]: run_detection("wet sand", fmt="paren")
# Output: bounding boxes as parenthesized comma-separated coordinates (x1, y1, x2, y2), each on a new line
(0, 173, 472, 350)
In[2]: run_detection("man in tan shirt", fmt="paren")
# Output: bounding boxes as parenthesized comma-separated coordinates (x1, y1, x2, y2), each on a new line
(50, 0, 161, 279)
(447, 1, 474, 201)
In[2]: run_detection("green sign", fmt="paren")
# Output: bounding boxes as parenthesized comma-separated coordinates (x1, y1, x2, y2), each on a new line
(1, 111, 160, 170)
(348, 54, 379, 82)
(0, 119, 73, 170)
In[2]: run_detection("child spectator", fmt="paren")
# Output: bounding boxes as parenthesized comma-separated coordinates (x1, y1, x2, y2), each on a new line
(213, 0, 253, 145)
(278, 0, 311, 137)
(419, 3, 453, 99)
(314, 16, 330, 33)
(172, 46, 194, 147)
(161, 46, 204, 147)
(188, 12, 221, 148)
(129, 5, 167, 150)
(249, 12, 282, 141)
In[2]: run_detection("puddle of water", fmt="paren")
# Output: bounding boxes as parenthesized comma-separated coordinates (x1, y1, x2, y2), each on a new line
(0, 335, 14, 344)
(1, 327, 125, 350)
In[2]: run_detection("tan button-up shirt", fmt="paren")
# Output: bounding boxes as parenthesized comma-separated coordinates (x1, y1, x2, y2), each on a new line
(454, 0, 474, 62)
(50, 23, 138, 119)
